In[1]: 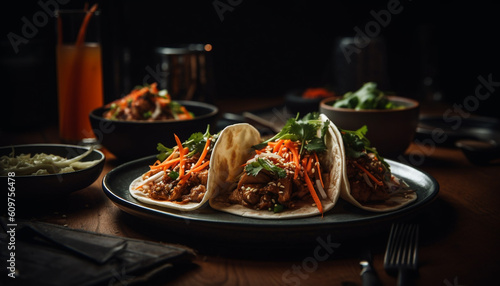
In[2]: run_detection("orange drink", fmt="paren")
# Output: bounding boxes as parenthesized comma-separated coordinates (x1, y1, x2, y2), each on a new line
(57, 43, 103, 142)
(56, 6, 103, 143)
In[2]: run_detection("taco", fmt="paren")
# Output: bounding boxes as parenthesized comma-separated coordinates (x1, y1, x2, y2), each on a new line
(209, 113, 342, 219)
(129, 124, 260, 211)
(329, 124, 417, 212)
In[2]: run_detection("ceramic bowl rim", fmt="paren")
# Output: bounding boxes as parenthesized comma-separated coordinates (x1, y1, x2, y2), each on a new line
(0, 143, 105, 179)
(319, 95, 419, 113)
(89, 100, 219, 125)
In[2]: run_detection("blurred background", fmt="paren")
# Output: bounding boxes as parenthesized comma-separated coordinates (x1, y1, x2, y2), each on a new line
(1, 0, 499, 131)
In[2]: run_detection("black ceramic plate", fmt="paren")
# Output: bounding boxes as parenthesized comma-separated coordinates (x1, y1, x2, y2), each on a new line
(103, 156, 439, 243)
(0, 144, 105, 198)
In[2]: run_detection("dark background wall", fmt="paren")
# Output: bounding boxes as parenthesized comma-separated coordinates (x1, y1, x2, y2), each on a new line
(1, 0, 499, 131)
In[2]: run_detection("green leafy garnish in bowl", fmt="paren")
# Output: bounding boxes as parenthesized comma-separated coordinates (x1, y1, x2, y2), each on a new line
(332, 82, 401, 110)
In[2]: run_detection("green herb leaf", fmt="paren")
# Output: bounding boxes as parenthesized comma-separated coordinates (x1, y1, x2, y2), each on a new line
(245, 158, 287, 179)
(182, 125, 218, 157)
(273, 203, 284, 213)
(168, 171, 179, 180)
(143, 111, 152, 119)
(253, 112, 328, 155)
(333, 82, 400, 110)
(156, 143, 173, 161)
(155, 125, 218, 161)
(340, 125, 390, 170)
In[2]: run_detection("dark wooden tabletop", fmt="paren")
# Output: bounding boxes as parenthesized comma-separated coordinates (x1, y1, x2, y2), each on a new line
(2, 99, 499, 286)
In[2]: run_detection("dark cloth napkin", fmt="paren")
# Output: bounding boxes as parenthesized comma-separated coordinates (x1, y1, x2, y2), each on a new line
(0, 217, 195, 286)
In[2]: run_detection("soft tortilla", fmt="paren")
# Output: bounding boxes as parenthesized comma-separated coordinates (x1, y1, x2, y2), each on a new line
(209, 114, 342, 219)
(328, 122, 417, 212)
(129, 123, 260, 211)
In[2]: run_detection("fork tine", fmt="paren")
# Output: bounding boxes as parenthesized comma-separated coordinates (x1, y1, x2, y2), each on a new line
(384, 224, 419, 285)
(400, 224, 415, 267)
(384, 223, 420, 285)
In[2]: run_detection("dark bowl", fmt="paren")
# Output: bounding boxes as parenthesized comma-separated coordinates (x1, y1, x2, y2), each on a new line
(89, 100, 219, 160)
(320, 96, 420, 158)
(0, 144, 105, 198)
(285, 88, 335, 116)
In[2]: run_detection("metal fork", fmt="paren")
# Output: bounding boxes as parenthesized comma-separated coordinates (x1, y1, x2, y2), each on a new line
(384, 223, 419, 286)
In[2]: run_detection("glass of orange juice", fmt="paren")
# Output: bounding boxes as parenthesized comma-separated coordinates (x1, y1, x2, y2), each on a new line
(56, 6, 103, 144)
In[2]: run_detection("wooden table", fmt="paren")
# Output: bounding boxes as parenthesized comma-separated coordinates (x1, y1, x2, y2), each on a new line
(2, 100, 500, 286)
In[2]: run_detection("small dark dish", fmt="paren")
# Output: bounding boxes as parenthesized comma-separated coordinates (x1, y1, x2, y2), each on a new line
(416, 115, 500, 147)
(0, 144, 105, 198)
(455, 139, 500, 165)
(285, 88, 335, 115)
(320, 96, 420, 158)
(89, 100, 219, 160)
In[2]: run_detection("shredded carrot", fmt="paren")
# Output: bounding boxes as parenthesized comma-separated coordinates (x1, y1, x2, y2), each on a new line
(191, 160, 210, 173)
(273, 140, 284, 153)
(303, 168, 323, 215)
(192, 138, 211, 170)
(150, 160, 160, 167)
(150, 82, 159, 94)
(174, 134, 186, 178)
(131, 86, 149, 100)
(277, 143, 286, 157)
(313, 153, 324, 188)
(179, 160, 210, 185)
(353, 160, 383, 186)
(306, 156, 313, 173)
(301, 157, 307, 170)
(149, 158, 180, 171)
(177, 106, 193, 120)
(284, 140, 301, 179)
(149, 146, 179, 171)
(182, 138, 211, 182)
(165, 148, 178, 161)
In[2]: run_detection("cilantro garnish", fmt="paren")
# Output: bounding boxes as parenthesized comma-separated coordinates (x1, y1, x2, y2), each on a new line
(253, 112, 329, 155)
(156, 125, 218, 161)
(340, 125, 389, 169)
(168, 171, 179, 180)
(333, 82, 401, 110)
(245, 158, 287, 179)
(156, 143, 173, 162)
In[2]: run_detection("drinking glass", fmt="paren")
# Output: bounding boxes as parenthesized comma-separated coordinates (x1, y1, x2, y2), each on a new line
(56, 8, 103, 144)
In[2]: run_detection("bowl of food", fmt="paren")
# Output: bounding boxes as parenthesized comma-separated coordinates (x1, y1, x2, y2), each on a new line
(319, 82, 419, 158)
(285, 87, 335, 115)
(0, 144, 105, 198)
(89, 83, 219, 160)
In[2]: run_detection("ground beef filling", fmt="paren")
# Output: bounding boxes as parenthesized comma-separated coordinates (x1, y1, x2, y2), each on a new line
(228, 168, 310, 211)
(346, 154, 390, 203)
(145, 155, 209, 204)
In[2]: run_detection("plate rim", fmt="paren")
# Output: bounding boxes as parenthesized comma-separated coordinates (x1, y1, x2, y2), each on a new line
(102, 155, 439, 231)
